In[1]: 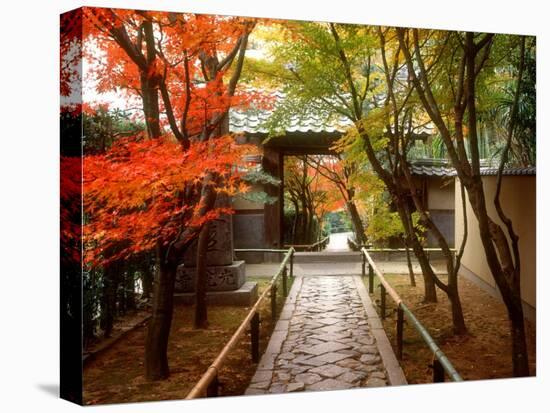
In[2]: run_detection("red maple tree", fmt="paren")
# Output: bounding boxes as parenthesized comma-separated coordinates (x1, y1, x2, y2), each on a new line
(71, 7, 265, 380)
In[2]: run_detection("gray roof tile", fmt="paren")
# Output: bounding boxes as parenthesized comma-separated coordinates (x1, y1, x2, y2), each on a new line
(409, 164, 536, 177)
(477, 166, 536, 176)
(410, 165, 456, 176)
(229, 91, 353, 135)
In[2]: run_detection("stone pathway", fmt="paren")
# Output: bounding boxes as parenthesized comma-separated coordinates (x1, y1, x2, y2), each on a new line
(325, 232, 352, 251)
(245, 275, 406, 395)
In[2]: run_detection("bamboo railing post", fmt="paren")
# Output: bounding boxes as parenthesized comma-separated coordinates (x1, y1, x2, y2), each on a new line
(368, 264, 374, 294)
(250, 312, 260, 363)
(361, 252, 366, 278)
(206, 373, 219, 397)
(271, 284, 277, 322)
(433, 358, 445, 383)
(397, 306, 404, 360)
(282, 266, 288, 297)
(380, 284, 386, 320)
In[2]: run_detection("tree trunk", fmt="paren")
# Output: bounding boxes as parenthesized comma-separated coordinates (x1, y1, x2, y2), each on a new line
(508, 297, 530, 376)
(301, 199, 310, 244)
(466, 173, 529, 372)
(291, 198, 299, 244)
(306, 205, 316, 244)
(418, 250, 437, 302)
(140, 74, 162, 139)
(124, 267, 136, 312)
(191, 172, 219, 328)
(100, 263, 118, 338)
(141, 255, 154, 299)
(448, 283, 467, 335)
(118, 263, 127, 315)
(400, 161, 467, 332)
(347, 200, 366, 245)
(403, 238, 416, 287)
(194, 222, 210, 329)
(408, 235, 437, 302)
(397, 27, 527, 369)
(394, 199, 437, 302)
(145, 246, 177, 381)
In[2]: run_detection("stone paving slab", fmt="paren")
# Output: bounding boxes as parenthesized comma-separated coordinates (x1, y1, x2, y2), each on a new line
(245, 275, 406, 396)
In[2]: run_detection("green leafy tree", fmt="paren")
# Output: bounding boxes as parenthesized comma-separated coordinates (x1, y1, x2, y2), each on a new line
(397, 28, 533, 375)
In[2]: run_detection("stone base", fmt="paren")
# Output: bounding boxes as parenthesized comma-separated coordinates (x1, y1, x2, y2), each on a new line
(175, 260, 245, 293)
(174, 281, 258, 306)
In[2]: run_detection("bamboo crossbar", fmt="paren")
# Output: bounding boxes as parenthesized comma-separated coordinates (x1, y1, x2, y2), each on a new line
(364, 248, 456, 253)
(399, 302, 463, 382)
(186, 247, 295, 399)
(360, 247, 463, 382)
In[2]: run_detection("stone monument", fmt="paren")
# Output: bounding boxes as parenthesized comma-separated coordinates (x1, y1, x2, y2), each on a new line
(174, 194, 257, 305)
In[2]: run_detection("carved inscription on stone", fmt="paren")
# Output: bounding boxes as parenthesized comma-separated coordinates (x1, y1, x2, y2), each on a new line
(175, 260, 245, 293)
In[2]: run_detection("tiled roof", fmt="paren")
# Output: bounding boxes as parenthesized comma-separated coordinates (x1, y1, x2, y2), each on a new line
(410, 164, 456, 177)
(229, 91, 435, 137)
(478, 166, 536, 176)
(229, 91, 353, 135)
(410, 163, 536, 177)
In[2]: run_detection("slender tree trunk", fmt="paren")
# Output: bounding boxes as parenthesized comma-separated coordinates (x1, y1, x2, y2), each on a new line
(413, 241, 437, 302)
(398, 27, 529, 371)
(470, 182, 529, 373)
(394, 198, 437, 302)
(447, 275, 467, 334)
(301, 198, 311, 244)
(400, 161, 468, 332)
(118, 263, 127, 315)
(467, 181, 529, 372)
(141, 259, 154, 299)
(306, 205, 316, 244)
(194, 222, 210, 329)
(124, 267, 136, 312)
(145, 246, 177, 381)
(403, 238, 416, 287)
(347, 200, 366, 245)
(100, 264, 118, 338)
(140, 74, 162, 139)
(291, 198, 299, 244)
(191, 172, 218, 328)
(508, 297, 530, 376)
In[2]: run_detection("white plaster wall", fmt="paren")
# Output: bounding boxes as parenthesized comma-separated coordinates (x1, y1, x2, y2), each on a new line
(455, 175, 536, 308)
